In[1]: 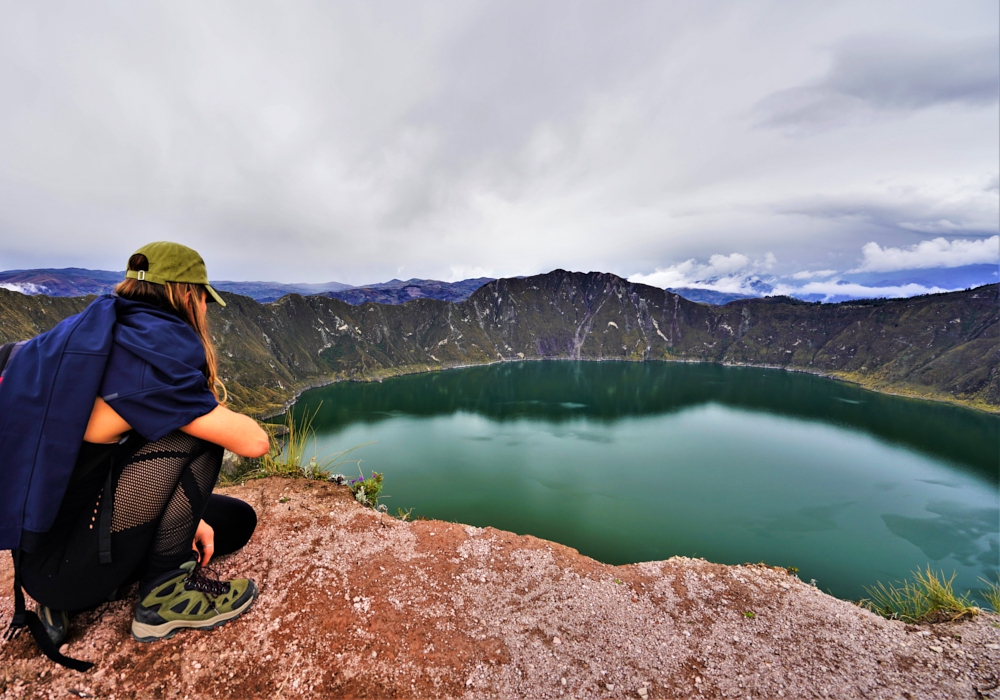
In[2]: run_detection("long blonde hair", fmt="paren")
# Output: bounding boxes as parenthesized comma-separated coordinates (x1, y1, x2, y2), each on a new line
(115, 253, 227, 403)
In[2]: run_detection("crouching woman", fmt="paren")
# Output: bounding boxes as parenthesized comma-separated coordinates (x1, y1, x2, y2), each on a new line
(1, 242, 269, 667)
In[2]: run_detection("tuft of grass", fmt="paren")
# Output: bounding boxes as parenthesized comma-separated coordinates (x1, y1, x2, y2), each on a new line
(220, 403, 368, 484)
(743, 610, 755, 619)
(980, 578, 1000, 614)
(862, 567, 980, 623)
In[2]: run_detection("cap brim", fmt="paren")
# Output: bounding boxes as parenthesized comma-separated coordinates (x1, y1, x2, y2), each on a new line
(205, 284, 227, 307)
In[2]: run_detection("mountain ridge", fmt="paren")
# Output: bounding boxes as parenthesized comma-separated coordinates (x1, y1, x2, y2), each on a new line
(0, 267, 492, 305)
(0, 270, 996, 415)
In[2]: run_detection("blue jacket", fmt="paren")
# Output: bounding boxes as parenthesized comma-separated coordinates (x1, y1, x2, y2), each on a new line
(0, 296, 217, 551)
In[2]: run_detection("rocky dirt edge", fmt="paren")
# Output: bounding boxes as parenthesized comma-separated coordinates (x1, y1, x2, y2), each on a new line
(1, 478, 998, 699)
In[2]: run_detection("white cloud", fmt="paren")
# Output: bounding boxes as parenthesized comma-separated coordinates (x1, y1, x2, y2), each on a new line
(791, 269, 837, 280)
(447, 266, 496, 282)
(0, 4, 996, 283)
(629, 252, 774, 293)
(854, 235, 999, 272)
(0, 282, 46, 294)
(771, 280, 949, 302)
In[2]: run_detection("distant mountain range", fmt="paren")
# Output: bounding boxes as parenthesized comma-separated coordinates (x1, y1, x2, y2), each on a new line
(2, 270, 996, 415)
(9, 264, 996, 308)
(321, 277, 494, 305)
(667, 264, 998, 304)
(0, 268, 492, 305)
(0, 268, 124, 296)
(667, 288, 756, 305)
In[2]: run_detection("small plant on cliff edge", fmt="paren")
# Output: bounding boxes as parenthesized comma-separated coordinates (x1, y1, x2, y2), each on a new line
(980, 578, 1000, 614)
(348, 466, 384, 508)
(862, 567, 979, 623)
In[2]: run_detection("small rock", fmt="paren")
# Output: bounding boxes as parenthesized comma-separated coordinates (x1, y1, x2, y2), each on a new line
(779, 583, 791, 590)
(985, 643, 999, 650)
(929, 646, 943, 653)
(192, 662, 202, 669)
(606, 683, 615, 691)
(638, 688, 648, 698)
(553, 637, 562, 645)
(917, 630, 931, 636)
(561, 678, 567, 686)
(480, 576, 487, 583)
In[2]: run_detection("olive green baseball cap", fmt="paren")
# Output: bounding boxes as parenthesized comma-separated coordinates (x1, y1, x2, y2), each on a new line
(124, 241, 226, 307)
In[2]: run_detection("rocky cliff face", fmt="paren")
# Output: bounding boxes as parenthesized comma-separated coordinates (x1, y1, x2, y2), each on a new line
(2, 478, 998, 699)
(1, 271, 997, 414)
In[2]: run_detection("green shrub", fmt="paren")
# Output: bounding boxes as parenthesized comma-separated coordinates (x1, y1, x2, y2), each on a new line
(348, 469, 384, 508)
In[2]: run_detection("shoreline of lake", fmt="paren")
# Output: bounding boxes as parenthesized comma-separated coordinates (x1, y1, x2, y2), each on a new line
(261, 355, 999, 419)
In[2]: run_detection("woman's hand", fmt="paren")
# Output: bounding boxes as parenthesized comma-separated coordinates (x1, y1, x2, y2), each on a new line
(192, 519, 216, 566)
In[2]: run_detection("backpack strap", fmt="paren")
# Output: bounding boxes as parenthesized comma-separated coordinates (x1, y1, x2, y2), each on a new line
(98, 467, 114, 565)
(5, 551, 94, 672)
(0, 342, 14, 373)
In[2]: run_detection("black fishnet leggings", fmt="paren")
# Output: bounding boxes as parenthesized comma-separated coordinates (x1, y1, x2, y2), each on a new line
(111, 431, 222, 577)
(20, 431, 250, 611)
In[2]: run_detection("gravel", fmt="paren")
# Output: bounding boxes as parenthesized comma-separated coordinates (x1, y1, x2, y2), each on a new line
(2, 478, 998, 698)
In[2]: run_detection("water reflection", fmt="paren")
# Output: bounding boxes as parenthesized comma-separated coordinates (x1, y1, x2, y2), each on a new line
(295, 361, 998, 480)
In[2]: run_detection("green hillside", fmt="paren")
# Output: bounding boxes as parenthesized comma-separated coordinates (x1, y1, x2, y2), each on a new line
(1, 271, 997, 415)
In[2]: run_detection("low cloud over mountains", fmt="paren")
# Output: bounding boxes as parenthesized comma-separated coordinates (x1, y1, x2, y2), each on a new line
(630, 236, 998, 303)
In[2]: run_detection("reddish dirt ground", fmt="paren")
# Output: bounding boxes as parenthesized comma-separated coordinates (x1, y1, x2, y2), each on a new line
(2, 478, 998, 699)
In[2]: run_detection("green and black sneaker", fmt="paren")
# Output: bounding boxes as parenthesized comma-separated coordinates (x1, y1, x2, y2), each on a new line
(131, 561, 257, 642)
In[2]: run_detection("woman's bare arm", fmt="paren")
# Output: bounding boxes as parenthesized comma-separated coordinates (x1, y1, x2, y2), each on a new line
(86, 398, 269, 457)
(181, 405, 270, 458)
(84, 397, 132, 444)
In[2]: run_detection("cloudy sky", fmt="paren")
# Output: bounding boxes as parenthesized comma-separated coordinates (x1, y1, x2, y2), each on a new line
(0, 1, 997, 296)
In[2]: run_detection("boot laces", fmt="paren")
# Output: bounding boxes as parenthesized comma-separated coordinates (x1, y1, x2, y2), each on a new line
(184, 565, 231, 597)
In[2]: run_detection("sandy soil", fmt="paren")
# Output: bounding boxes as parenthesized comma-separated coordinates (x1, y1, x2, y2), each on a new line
(2, 478, 998, 699)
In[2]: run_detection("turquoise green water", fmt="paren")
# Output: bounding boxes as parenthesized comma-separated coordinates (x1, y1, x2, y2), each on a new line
(290, 361, 999, 603)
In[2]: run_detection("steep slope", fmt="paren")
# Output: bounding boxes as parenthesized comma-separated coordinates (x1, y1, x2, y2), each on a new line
(2, 479, 998, 699)
(1, 271, 996, 414)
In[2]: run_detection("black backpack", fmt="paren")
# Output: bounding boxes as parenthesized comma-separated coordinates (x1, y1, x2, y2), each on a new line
(1, 340, 94, 672)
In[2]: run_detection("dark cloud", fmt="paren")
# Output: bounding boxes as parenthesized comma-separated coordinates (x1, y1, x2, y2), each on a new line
(757, 35, 999, 131)
(776, 175, 999, 236)
(0, 2, 995, 283)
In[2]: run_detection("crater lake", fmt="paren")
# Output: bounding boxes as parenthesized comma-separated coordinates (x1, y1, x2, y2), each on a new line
(286, 361, 999, 603)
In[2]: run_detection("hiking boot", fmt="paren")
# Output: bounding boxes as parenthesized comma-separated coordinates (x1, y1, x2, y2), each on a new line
(34, 603, 69, 646)
(131, 561, 257, 643)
